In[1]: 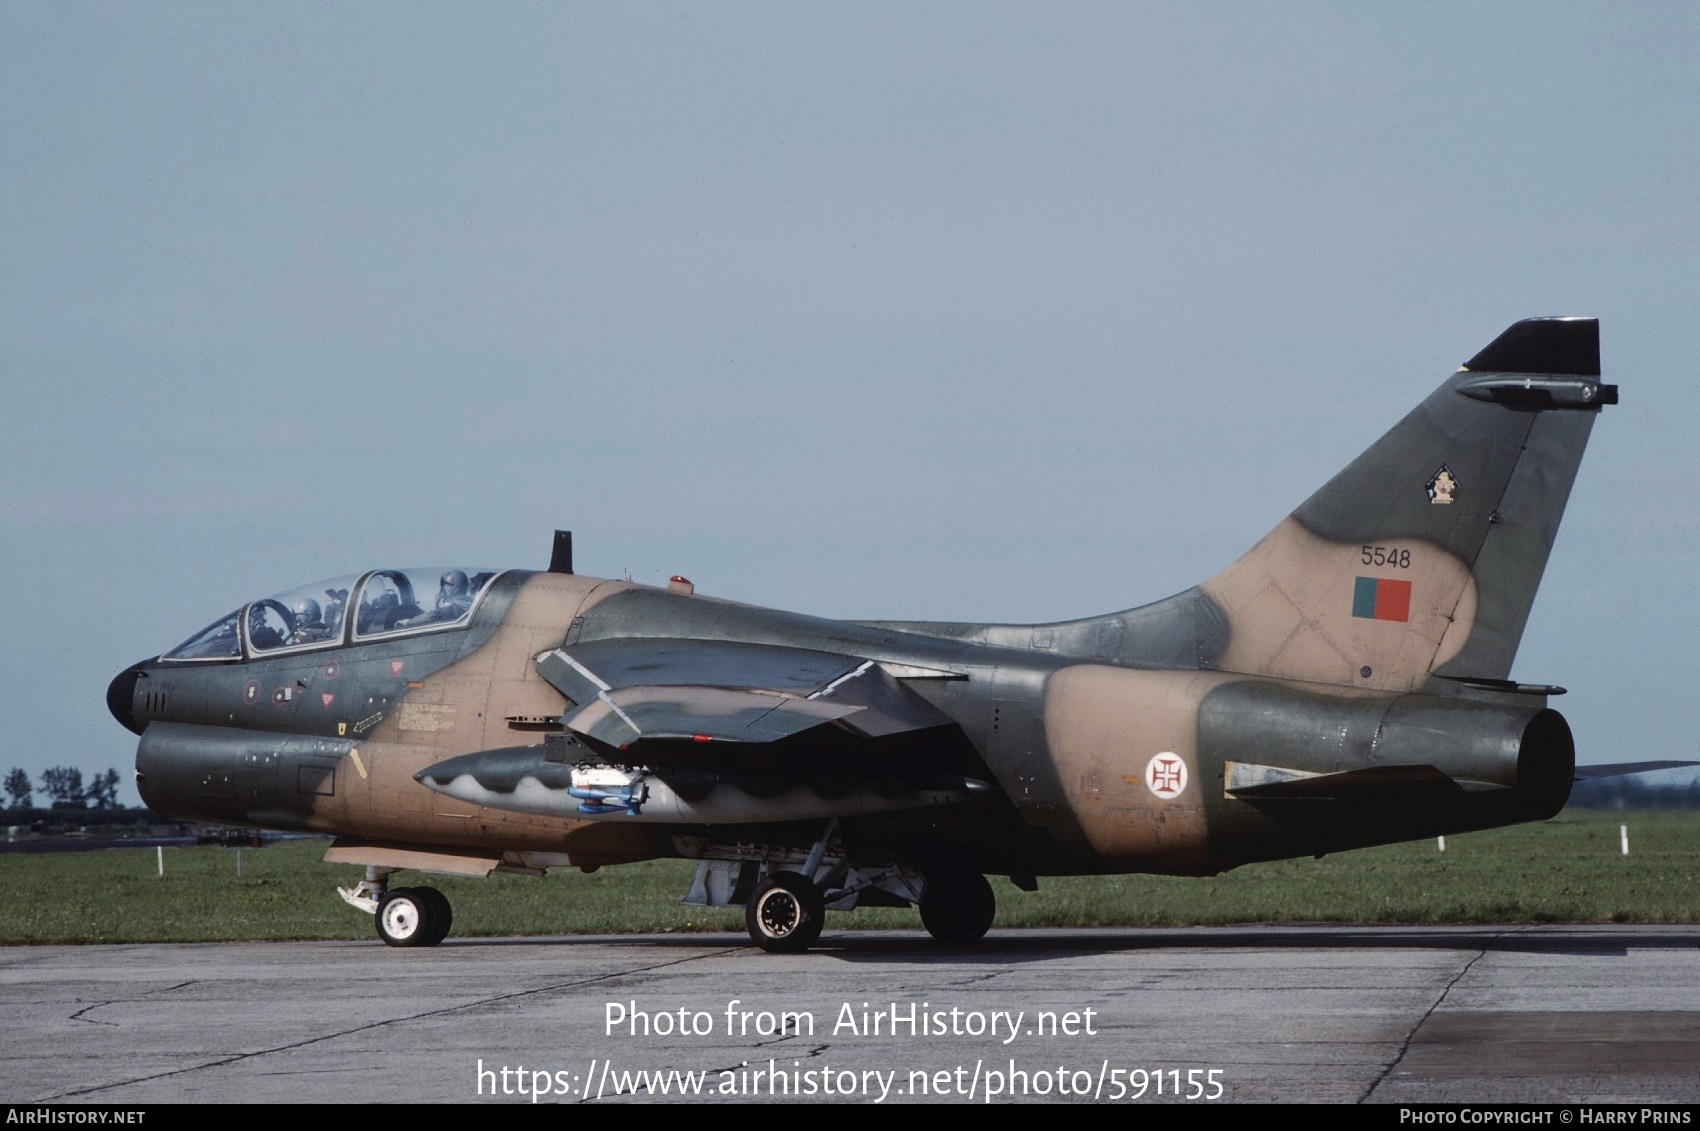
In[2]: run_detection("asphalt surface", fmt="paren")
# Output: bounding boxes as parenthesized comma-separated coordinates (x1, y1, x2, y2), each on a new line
(3, 926, 1698, 1104)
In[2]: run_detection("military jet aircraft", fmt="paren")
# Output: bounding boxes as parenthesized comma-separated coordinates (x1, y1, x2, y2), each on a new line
(109, 317, 1659, 952)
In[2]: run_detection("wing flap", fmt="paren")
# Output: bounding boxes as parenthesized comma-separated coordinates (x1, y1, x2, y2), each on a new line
(807, 659, 958, 739)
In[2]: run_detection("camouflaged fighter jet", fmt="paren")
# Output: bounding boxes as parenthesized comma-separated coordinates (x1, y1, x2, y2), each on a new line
(109, 317, 1669, 952)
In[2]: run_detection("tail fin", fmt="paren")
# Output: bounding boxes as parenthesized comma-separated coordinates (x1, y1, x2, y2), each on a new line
(1196, 317, 1615, 691)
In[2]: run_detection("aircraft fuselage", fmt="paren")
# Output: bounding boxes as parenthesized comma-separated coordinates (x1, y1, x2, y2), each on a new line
(106, 317, 1614, 950)
(113, 567, 1571, 880)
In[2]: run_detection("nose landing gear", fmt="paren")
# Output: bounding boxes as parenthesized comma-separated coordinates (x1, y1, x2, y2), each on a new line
(338, 866, 454, 947)
(376, 886, 453, 948)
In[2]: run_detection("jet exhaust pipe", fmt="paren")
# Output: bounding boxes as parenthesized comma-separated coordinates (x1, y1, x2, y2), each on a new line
(1202, 682, 1576, 830)
(1374, 696, 1575, 819)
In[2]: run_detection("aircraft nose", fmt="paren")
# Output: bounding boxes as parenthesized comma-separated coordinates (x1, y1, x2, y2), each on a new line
(106, 662, 148, 735)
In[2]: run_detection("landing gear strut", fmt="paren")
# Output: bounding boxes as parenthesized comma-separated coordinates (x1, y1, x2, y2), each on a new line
(919, 868, 995, 945)
(743, 819, 835, 953)
(339, 867, 454, 948)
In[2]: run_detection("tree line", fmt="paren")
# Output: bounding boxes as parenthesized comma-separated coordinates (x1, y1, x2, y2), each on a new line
(4, 766, 125, 810)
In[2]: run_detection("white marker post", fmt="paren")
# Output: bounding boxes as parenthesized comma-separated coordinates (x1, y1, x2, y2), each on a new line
(1437, 836, 1446, 852)
(236, 848, 243, 878)
(156, 845, 164, 877)
(1621, 824, 1629, 856)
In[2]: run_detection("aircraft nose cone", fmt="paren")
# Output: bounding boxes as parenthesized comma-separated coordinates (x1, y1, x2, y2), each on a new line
(107, 663, 147, 735)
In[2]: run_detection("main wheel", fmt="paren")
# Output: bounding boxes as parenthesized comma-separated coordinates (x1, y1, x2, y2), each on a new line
(919, 869, 995, 945)
(414, 885, 453, 946)
(745, 871, 824, 953)
(376, 887, 445, 948)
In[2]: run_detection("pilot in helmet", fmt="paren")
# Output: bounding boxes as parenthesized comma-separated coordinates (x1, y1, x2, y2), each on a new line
(437, 569, 472, 617)
(291, 597, 327, 643)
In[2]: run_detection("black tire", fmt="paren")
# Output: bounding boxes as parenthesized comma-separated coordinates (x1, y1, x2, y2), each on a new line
(414, 886, 453, 946)
(376, 887, 442, 948)
(919, 870, 995, 945)
(745, 871, 825, 953)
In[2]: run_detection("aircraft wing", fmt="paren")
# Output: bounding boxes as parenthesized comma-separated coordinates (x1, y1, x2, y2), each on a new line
(416, 639, 984, 822)
(534, 639, 962, 752)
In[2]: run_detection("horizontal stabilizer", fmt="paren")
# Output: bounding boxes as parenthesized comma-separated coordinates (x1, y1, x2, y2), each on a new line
(1435, 676, 1567, 697)
(1573, 760, 1700, 781)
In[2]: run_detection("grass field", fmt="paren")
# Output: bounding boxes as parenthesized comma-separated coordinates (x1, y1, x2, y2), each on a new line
(2, 809, 1697, 944)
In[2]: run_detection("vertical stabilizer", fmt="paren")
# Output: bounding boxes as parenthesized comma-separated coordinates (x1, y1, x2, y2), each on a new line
(1196, 318, 1613, 691)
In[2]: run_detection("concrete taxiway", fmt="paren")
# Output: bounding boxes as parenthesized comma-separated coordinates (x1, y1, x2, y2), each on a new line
(3, 926, 1698, 1104)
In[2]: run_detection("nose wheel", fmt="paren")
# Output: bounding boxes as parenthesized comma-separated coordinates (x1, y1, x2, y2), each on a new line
(375, 886, 453, 947)
(744, 871, 824, 953)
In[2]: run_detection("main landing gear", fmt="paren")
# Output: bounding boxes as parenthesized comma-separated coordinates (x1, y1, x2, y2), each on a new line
(918, 867, 995, 946)
(745, 819, 836, 953)
(337, 866, 454, 948)
(736, 819, 997, 953)
(739, 865, 997, 952)
(745, 871, 825, 953)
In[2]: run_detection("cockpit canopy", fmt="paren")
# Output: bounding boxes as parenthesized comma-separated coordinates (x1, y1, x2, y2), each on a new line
(161, 567, 501, 662)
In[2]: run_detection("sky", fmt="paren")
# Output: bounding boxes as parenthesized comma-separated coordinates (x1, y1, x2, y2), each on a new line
(3, 3, 1698, 806)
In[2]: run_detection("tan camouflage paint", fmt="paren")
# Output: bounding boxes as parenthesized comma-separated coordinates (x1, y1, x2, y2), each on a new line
(312, 573, 654, 864)
(1198, 517, 1478, 692)
(1042, 665, 1241, 871)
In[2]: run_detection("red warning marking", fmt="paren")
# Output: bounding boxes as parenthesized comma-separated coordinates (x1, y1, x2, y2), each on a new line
(320, 661, 339, 680)
(390, 660, 405, 675)
(321, 693, 335, 708)
(692, 733, 713, 743)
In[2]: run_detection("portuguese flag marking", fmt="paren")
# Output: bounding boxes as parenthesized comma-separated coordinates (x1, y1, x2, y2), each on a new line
(1352, 576, 1412, 622)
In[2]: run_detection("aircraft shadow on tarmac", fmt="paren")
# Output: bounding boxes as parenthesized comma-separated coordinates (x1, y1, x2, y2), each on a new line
(398, 925, 1698, 961)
